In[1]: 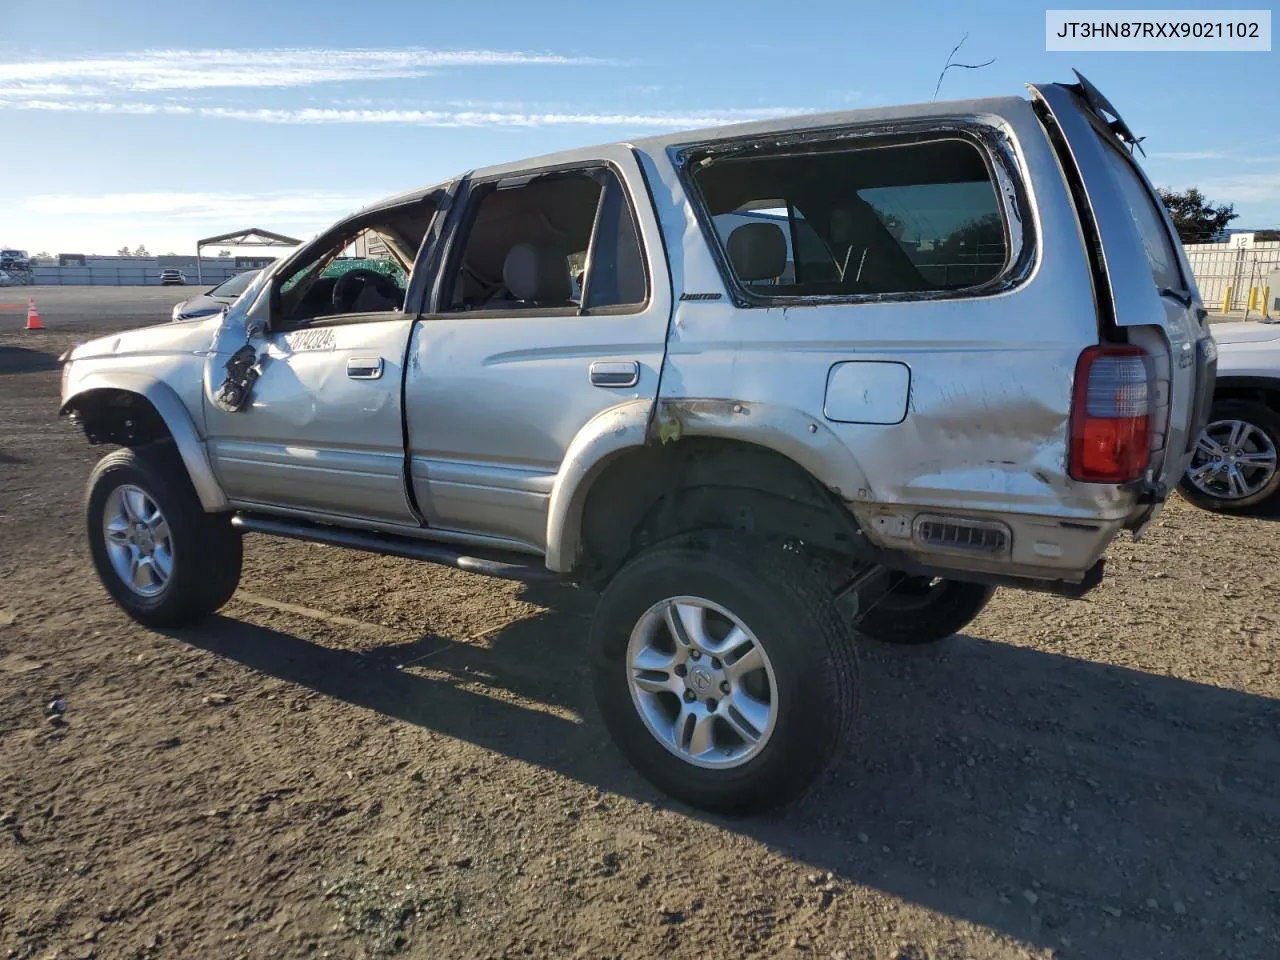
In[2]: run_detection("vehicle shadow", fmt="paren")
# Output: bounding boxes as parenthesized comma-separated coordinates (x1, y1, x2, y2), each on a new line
(0, 345, 60, 374)
(175, 602, 1280, 958)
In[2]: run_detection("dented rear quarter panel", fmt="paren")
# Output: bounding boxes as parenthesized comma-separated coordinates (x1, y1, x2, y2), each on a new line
(634, 97, 1132, 576)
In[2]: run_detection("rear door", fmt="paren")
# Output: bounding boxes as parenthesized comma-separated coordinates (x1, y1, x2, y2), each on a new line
(403, 146, 672, 553)
(1029, 76, 1217, 500)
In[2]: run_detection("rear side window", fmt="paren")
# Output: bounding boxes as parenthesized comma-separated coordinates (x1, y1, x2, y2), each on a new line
(691, 137, 1010, 299)
(444, 166, 646, 314)
(1095, 136, 1183, 292)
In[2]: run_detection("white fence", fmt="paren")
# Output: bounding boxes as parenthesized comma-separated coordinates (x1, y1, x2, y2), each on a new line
(30, 264, 248, 286)
(1185, 239, 1280, 314)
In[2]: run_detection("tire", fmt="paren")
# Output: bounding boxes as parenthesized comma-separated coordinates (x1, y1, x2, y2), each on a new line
(1179, 399, 1280, 513)
(86, 444, 242, 628)
(590, 531, 858, 815)
(855, 576, 996, 646)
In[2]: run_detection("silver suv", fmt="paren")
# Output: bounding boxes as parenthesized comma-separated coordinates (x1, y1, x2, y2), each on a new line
(60, 74, 1215, 814)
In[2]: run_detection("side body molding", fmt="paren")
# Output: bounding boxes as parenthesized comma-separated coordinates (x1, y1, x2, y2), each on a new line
(60, 372, 229, 512)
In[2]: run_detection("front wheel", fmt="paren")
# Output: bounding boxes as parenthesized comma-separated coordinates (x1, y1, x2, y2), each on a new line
(591, 532, 858, 815)
(1179, 399, 1280, 512)
(86, 445, 242, 628)
(854, 576, 995, 646)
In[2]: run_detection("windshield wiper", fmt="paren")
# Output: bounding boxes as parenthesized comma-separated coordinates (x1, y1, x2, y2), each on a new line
(1159, 287, 1194, 308)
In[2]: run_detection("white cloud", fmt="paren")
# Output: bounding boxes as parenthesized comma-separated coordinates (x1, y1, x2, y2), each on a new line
(1148, 150, 1226, 161)
(0, 96, 801, 130)
(1194, 171, 1280, 205)
(12, 191, 389, 255)
(1148, 150, 1280, 164)
(24, 190, 376, 221)
(0, 48, 603, 93)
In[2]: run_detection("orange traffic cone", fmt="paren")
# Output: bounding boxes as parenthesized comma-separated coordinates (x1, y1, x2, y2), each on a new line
(25, 297, 43, 331)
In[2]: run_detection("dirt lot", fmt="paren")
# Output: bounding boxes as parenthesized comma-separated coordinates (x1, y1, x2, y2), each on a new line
(1, 291, 1278, 960)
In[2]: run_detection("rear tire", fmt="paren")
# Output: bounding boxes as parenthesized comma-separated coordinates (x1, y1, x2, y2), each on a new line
(1179, 399, 1280, 512)
(86, 445, 242, 628)
(591, 532, 857, 815)
(855, 577, 995, 645)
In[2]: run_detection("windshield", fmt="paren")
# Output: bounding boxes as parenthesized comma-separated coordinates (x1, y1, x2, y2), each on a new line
(209, 270, 259, 298)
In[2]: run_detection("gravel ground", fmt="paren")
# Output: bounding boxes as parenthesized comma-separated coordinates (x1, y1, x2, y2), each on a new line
(1, 292, 1278, 960)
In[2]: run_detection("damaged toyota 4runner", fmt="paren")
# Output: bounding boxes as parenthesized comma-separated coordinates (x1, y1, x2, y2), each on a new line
(60, 74, 1215, 814)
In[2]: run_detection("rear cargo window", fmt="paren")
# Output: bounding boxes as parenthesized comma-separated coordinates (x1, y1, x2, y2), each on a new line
(1095, 136, 1183, 292)
(692, 137, 1010, 298)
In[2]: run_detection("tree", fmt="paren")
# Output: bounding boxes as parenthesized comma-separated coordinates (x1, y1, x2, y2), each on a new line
(1156, 188, 1237, 244)
(1253, 229, 1280, 242)
(117, 246, 132, 256)
(218, 249, 232, 257)
(133, 244, 150, 257)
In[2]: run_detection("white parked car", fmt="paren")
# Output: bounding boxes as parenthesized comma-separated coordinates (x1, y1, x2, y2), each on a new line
(171, 270, 262, 322)
(159, 269, 187, 286)
(1180, 318, 1280, 511)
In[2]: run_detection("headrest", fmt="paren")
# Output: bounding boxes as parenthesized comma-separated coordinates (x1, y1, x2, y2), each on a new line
(503, 243, 571, 303)
(726, 222, 787, 282)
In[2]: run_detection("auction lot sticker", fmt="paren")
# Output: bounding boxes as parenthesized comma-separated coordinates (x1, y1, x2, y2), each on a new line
(1047, 9, 1271, 50)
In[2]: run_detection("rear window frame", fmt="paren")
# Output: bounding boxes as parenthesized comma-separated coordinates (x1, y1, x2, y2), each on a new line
(673, 119, 1035, 309)
(1077, 106, 1191, 295)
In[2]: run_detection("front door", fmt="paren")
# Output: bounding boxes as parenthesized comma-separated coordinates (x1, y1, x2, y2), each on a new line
(204, 315, 418, 524)
(203, 198, 441, 525)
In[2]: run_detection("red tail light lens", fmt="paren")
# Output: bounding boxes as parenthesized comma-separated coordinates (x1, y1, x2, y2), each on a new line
(1068, 345, 1152, 484)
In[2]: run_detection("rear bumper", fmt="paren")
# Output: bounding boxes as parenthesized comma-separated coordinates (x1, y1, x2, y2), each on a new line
(857, 502, 1124, 590)
(893, 554, 1107, 599)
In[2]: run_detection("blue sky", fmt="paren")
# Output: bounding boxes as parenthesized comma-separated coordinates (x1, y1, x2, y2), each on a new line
(1, 0, 1276, 255)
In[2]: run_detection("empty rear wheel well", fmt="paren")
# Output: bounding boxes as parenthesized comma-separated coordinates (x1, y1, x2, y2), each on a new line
(61, 389, 173, 447)
(1212, 380, 1280, 413)
(574, 438, 872, 587)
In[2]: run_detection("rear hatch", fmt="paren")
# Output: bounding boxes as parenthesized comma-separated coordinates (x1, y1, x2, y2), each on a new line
(1029, 73, 1216, 519)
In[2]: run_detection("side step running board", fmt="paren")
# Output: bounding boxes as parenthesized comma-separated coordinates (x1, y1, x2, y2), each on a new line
(230, 514, 559, 583)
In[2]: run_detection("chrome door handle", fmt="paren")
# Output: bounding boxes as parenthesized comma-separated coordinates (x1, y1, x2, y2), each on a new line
(589, 360, 639, 388)
(347, 357, 384, 380)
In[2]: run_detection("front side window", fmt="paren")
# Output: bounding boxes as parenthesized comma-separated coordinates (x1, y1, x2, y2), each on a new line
(274, 199, 433, 329)
(691, 137, 1011, 299)
(443, 166, 646, 314)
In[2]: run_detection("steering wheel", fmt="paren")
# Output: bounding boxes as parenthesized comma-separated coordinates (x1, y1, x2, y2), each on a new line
(331, 268, 402, 312)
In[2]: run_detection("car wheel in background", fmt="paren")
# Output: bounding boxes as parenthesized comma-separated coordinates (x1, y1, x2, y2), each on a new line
(1180, 399, 1280, 512)
(854, 576, 996, 645)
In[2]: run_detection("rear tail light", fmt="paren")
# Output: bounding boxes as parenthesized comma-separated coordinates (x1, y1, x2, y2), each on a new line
(1068, 345, 1152, 483)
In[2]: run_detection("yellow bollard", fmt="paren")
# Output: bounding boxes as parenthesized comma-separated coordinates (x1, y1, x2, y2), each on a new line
(1264, 286, 1272, 318)
(1248, 287, 1259, 311)
(1221, 286, 1233, 313)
